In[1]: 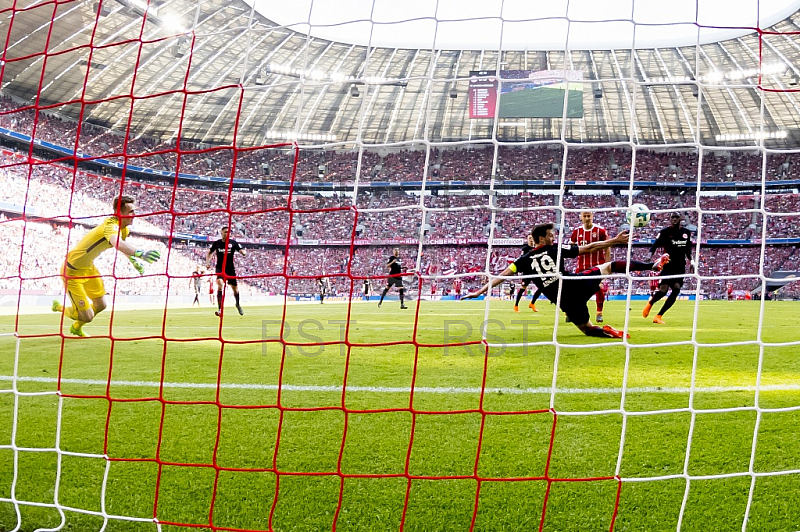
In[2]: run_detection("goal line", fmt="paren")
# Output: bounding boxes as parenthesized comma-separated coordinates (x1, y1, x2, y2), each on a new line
(1, 375, 799, 396)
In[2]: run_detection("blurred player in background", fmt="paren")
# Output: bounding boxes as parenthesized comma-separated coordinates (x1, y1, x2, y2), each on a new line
(425, 261, 438, 300)
(649, 271, 660, 295)
(191, 268, 203, 307)
(570, 211, 609, 323)
(52, 195, 160, 337)
(643, 212, 695, 324)
(378, 248, 407, 309)
(363, 278, 371, 301)
(208, 276, 215, 306)
(206, 226, 246, 317)
(317, 277, 329, 304)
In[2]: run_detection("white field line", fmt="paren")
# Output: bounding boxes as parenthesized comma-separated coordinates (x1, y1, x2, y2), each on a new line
(1, 375, 799, 395)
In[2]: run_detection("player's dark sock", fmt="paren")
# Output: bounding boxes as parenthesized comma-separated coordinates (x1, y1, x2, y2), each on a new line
(193, 294, 199, 306)
(658, 289, 680, 315)
(234, 292, 240, 306)
(379, 288, 389, 304)
(399, 289, 405, 305)
(649, 290, 667, 305)
(514, 288, 526, 306)
(611, 260, 655, 273)
(217, 289, 223, 310)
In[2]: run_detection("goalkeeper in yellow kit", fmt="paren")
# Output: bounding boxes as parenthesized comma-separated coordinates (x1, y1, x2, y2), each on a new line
(52, 195, 161, 337)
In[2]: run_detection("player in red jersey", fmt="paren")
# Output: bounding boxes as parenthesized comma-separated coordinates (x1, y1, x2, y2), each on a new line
(453, 278, 462, 300)
(649, 271, 660, 294)
(190, 268, 203, 307)
(570, 211, 610, 323)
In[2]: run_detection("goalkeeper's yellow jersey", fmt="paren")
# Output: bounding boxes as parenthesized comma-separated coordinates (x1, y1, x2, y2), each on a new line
(65, 217, 130, 270)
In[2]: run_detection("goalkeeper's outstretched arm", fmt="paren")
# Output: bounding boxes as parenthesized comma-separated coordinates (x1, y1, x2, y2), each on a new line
(107, 233, 160, 261)
(108, 234, 161, 274)
(463, 267, 514, 299)
(108, 233, 138, 257)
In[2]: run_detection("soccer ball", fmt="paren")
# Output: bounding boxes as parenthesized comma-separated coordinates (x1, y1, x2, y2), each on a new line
(625, 204, 651, 228)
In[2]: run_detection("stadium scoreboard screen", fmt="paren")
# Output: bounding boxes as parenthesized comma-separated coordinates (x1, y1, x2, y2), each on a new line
(469, 70, 585, 119)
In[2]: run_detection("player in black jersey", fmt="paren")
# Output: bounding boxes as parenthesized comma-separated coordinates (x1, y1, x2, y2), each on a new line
(363, 279, 371, 301)
(643, 212, 695, 324)
(378, 248, 408, 309)
(317, 277, 328, 304)
(206, 226, 246, 317)
(513, 233, 543, 313)
(466, 223, 669, 338)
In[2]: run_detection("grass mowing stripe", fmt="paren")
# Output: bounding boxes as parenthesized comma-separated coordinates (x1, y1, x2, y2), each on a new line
(1, 375, 800, 395)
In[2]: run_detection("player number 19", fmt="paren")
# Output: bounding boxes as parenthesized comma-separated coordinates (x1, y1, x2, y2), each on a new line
(530, 254, 557, 275)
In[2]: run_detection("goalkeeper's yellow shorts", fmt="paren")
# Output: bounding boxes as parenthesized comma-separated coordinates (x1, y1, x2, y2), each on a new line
(61, 262, 106, 310)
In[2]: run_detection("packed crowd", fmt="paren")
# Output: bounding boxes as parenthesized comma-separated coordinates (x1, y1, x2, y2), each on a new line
(2, 98, 799, 299)
(1, 97, 797, 184)
(3, 215, 797, 298)
(3, 153, 800, 243)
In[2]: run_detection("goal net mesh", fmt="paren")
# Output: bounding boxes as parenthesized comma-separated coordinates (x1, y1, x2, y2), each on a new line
(1, 1, 799, 531)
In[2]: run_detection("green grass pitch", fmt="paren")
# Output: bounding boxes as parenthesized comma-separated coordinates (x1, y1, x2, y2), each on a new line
(1, 299, 799, 531)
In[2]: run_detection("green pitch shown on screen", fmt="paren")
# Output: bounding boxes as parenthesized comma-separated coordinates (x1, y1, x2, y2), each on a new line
(499, 82, 584, 118)
(469, 70, 585, 119)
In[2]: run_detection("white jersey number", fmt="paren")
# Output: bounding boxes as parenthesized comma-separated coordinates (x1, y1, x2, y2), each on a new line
(530, 254, 557, 276)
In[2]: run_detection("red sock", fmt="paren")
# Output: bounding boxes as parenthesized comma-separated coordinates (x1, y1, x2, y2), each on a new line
(596, 289, 605, 312)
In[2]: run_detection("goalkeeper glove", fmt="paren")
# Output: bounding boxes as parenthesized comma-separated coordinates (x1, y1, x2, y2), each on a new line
(134, 250, 161, 263)
(129, 257, 145, 275)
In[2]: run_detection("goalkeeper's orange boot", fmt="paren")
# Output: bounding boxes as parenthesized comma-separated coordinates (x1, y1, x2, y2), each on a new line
(653, 315, 666, 324)
(529, 302, 538, 312)
(513, 305, 520, 313)
(642, 302, 652, 318)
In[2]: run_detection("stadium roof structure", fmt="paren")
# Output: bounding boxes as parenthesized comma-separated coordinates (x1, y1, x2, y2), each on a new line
(1, 0, 800, 148)
(258, 0, 800, 51)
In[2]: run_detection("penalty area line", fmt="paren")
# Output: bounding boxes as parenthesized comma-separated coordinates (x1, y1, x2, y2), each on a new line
(0, 376, 799, 395)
